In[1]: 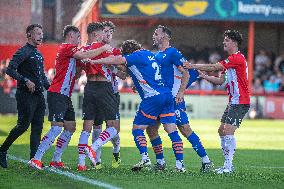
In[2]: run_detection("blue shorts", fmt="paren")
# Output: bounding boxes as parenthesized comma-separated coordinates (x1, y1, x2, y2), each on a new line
(133, 93, 176, 126)
(174, 98, 189, 126)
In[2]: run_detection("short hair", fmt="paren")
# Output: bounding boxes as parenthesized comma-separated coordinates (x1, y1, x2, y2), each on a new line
(157, 25, 172, 39)
(62, 25, 79, 38)
(224, 30, 243, 46)
(121, 40, 142, 55)
(102, 21, 116, 31)
(26, 24, 42, 34)
(87, 22, 104, 35)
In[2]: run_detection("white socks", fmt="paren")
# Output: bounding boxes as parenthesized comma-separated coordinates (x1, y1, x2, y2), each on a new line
(201, 155, 210, 163)
(91, 127, 118, 151)
(111, 134, 120, 154)
(34, 126, 62, 161)
(223, 135, 236, 169)
(141, 152, 149, 161)
(157, 158, 165, 165)
(52, 130, 73, 162)
(92, 128, 102, 163)
(78, 131, 90, 166)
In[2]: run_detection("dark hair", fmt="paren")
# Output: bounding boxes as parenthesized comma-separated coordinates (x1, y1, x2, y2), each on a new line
(157, 25, 172, 39)
(26, 24, 42, 34)
(87, 22, 104, 35)
(102, 21, 116, 31)
(224, 30, 243, 46)
(62, 25, 79, 38)
(121, 40, 142, 55)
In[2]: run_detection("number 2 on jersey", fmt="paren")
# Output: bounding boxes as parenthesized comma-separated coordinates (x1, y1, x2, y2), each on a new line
(152, 62, 162, 80)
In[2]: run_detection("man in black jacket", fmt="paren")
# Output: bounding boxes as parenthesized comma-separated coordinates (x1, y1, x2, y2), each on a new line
(0, 24, 49, 168)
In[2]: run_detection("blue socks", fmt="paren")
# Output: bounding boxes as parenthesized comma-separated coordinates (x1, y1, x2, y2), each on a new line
(168, 131, 183, 161)
(150, 136, 164, 160)
(187, 132, 207, 158)
(132, 129, 147, 154)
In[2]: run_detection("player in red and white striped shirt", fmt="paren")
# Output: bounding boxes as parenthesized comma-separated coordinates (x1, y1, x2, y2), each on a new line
(77, 22, 122, 171)
(29, 25, 111, 170)
(184, 30, 250, 174)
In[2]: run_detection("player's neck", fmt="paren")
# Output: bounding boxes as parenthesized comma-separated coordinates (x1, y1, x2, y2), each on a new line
(159, 41, 170, 51)
(228, 48, 238, 55)
(27, 41, 37, 47)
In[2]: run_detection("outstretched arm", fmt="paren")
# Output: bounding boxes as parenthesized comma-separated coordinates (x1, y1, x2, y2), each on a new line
(184, 62, 224, 72)
(198, 70, 225, 85)
(86, 55, 126, 65)
(73, 44, 112, 59)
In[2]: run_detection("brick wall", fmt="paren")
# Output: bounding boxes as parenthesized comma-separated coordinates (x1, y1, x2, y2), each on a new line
(0, 0, 32, 45)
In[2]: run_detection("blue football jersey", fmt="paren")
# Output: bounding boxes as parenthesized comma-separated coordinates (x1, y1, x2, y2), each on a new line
(155, 47, 199, 97)
(124, 50, 170, 99)
(155, 47, 187, 97)
(187, 69, 199, 88)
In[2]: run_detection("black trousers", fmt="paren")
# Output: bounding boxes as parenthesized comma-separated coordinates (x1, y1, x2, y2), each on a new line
(0, 90, 46, 159)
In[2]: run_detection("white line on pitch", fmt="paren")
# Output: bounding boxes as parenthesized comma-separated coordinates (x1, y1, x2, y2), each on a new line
(8, 155, 121, 189)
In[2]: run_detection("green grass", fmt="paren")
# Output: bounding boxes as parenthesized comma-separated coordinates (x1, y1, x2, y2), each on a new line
(0, 115, 284, 189)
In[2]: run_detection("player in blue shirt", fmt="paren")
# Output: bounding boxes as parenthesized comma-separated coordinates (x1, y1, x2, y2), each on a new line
(146, 25, 213, 172)
(88, 39, 186, 172)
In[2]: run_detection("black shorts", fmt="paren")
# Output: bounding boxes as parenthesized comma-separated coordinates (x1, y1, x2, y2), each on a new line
(93, 92, 120, 126)
(82, 81, 118, 121)
(221, 104, 250, 127)
(47, 91, 75, 122)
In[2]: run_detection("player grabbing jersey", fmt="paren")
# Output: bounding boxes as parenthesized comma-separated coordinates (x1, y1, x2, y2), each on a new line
(146, 25, 213, 172)
(184, 30, 250, 174)
(88, 40, 187, 172)
(29, 25, 111, 170)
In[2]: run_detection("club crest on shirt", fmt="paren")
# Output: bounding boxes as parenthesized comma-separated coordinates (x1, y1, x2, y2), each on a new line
(148, 56, 155, 61)
(225, 59, 229, 63)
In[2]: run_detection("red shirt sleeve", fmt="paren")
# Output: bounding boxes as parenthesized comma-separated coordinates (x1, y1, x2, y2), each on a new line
(220, 54, 242, 70)
(112, 48, 121, 56)
(64, 44, 79, 58)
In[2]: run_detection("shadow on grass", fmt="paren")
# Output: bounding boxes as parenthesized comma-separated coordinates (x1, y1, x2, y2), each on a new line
(0, 129, 7, 136)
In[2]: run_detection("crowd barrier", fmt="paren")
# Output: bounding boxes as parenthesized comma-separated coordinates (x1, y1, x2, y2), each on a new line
(1, 89, 283, 119)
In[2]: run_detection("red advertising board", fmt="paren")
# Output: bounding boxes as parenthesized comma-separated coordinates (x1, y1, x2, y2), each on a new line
(265, 96, 284, 119)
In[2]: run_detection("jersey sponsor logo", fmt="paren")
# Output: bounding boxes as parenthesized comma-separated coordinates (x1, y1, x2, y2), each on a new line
(180, 58, 187, 63)
(148, 56, 155, 61)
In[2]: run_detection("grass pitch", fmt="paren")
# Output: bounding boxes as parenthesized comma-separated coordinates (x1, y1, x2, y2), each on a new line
(0, 116, 284, 189)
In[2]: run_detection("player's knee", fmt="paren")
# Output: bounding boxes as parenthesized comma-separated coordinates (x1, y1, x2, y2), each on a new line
(83, 121, 93, 133)
(163, 123, 177, 134)
(68, 126, 76, 133)
(223, 125, 236, 135)
(93, 124, 102, 130)
(132, 125, 147, 131)
(106, 120, 120, 133)
(218, 127, 223, 135)
(64, 121, 76, 133)
(51, 121, 64, 127)
(178, 124, 192, 137)
(218, 123, 226, 136)
(146, 127, 159, 140)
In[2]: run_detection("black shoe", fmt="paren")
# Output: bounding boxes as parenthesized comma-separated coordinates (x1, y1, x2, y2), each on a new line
(200, 161, 214, 173)
(0, 151, 7, 168)
(154, 162, 166, 171)
(131, 158, 151, 172)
